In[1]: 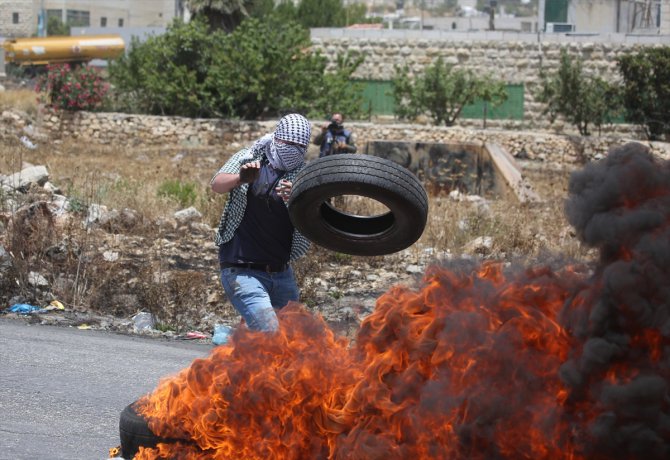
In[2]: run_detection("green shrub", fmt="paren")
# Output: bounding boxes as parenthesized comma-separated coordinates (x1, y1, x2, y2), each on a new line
(35, 63, 109, 111)
(617, 47, 670, 141)
(536, 49, 622, 136)
(393, 57, 507, 126)
(157, 180, 198, 208)
(108, 16, 364, 119)
(66, 195, 88, 214)
(108, 20, 219, 117)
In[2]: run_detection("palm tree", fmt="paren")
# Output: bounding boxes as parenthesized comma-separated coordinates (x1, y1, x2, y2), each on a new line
(185, 0, 254, 32)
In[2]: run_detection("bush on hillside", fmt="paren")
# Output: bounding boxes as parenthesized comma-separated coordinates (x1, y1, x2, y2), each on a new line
(35, 63, 109, 111)
(617, 47, 670, 141)
(536, 49, 622, 136)
(108, 17, 365, 120)
(107, 20, 221, 118)
(392, 57, 508, 127)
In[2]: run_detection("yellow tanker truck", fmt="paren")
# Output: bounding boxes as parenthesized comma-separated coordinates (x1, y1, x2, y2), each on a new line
(3, 34, 125, 66)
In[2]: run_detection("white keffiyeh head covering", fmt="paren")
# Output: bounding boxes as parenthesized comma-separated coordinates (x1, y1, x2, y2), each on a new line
(252, 113, 311, 171)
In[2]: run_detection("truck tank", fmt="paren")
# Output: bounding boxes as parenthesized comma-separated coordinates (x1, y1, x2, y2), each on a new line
(3, 34, 125, 66)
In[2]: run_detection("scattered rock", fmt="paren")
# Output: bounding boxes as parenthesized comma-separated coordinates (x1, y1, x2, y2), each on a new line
(405, 264, 423, 274)
(28, 272, 49, 287)
(0, 244, 12, 272)
(2, 165, 49, 190)
(103, 250, 120, 262)
(174, 206, 202, 223)
(464, 236, 494, 255)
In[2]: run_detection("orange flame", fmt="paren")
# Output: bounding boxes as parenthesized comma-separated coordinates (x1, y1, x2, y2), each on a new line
(133, 262, 600, 460)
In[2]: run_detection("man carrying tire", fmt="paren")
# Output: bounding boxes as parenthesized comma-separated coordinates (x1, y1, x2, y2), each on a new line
(210, 113, 312, 332)
(313, 112, 357, 158)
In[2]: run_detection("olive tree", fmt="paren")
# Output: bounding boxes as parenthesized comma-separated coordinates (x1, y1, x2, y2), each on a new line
(392, 57, 508, 127)
(617, 47, 670, 141)
(184, 0, 254, 32)
(536, 49, 621, 136)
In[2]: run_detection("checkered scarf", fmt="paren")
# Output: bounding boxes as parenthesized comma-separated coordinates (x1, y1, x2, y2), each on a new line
(252, 114, 311, 171)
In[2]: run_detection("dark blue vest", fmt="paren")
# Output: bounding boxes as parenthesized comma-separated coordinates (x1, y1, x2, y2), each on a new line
(319, 129, 353, 157)
(218, 165, 292, 265)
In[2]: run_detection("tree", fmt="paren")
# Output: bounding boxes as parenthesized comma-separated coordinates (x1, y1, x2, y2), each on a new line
(250, 0, 375, 28)
(310, 53, 366, 119)
(296, 0, 346, 28)
(185, 0, 255, 32)
(108, 16, 365, 120)
(617, 47, 670, 141)
(536, 49, 621, 136)
(46, 15, 70, 36)
(476, 0, 537, 17)
(210, 16, 365, 119)
(207, 16, 326, 118)
(108, 19, 221, 117)
(478, 78, 508, 129)
(392, 57, 504, 127)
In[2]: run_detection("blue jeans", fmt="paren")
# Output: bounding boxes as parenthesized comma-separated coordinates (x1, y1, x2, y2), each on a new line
(219, 266, 299, 332)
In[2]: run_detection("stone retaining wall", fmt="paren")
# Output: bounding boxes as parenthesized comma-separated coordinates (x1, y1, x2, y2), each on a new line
(27, 35, 670, 156)
(311, 36, 665, 132)
(36, 109, 670, 165)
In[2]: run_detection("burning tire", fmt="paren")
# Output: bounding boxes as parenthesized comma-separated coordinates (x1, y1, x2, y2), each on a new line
(119, 402, 186, 459)
(288, 154, 428, 256)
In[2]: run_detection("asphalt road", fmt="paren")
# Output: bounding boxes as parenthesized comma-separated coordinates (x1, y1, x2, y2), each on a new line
(0, 317, 212, 460)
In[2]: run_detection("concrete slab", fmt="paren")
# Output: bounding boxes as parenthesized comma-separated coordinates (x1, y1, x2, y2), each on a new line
(364, 139, 540, 203)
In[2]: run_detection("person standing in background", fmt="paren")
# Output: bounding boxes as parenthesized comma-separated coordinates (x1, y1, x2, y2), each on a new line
(313, 112, 357, 158)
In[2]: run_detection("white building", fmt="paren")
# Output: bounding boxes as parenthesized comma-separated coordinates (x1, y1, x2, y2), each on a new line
(0, 0, 180, 38)
(540, 0, 669, 34)
(0, 0, 38, 37)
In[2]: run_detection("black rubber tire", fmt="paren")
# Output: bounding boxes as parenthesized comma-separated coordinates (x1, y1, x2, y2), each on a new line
(288, 154, 428, 256)
(119, 402, 188, 459)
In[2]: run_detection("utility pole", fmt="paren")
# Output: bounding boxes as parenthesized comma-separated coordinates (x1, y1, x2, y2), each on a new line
(38, 0, 46, 36)
(488, 0, 497, 31)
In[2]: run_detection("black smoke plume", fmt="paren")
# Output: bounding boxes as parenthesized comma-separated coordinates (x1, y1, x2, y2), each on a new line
(561, 142, 670, 459)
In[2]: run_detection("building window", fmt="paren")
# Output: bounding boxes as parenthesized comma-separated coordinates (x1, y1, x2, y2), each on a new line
(66, 9, 90, 27)
(100, 17, 107, 27)
(12, 12, 19, 24)
(118, 18, 124, 27)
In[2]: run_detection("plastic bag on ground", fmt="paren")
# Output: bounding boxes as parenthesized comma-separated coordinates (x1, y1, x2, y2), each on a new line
(6, 303, 42, 314)
(212, 324, 234, 345)
(132, 312, 155, 333)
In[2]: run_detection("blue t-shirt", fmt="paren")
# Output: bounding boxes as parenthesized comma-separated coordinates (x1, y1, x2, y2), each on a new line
(218, 164, 293, 265)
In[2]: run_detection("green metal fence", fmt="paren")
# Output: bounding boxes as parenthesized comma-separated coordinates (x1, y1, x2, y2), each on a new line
(359, 80, 396, 116)
(357, 80, 525, 121)
(545, 0, 569, 23)
(460, 84, 525, 120)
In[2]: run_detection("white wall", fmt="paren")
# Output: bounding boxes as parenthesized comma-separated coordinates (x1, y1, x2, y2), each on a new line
(42, 0, 177, 28)
(0, 0, 38, 37)
(661, 0, 670, 34)
(571, 0, 619, 34)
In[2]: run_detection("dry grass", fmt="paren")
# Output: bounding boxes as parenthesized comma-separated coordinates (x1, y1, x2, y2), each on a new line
(7, 139, 224, 224)
(0, 88, 38, 116)
(1, 133, 595, 328)
(315, 163, 591, 263)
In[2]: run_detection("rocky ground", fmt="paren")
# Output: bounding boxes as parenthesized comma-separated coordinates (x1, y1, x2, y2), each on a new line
(0, 119, 440, 345)
(0, 166, 432, 343)
(0, 104, 594, 345)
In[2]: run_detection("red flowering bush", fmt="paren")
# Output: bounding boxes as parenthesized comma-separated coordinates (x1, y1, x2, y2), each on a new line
(35, 63, 109, 111)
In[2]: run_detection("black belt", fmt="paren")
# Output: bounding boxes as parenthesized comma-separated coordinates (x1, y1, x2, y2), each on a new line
(220, 262, 289, 273)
